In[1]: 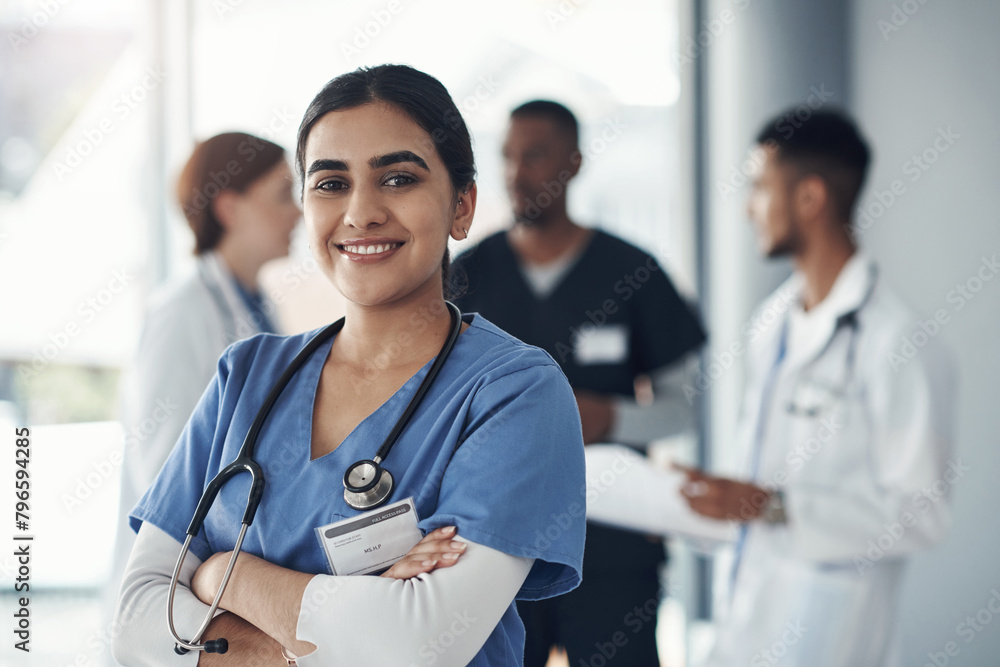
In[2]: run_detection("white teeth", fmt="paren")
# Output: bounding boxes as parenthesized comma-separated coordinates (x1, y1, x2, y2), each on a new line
(343, 243, 399, 255)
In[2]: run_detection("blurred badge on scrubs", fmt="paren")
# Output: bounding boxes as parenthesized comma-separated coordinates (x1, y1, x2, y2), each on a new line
(316, 497, 422, 576)
(574, 324, 629, 365)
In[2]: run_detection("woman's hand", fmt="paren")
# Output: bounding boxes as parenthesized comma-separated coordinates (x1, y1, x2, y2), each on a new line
(380, 526, 466, 580)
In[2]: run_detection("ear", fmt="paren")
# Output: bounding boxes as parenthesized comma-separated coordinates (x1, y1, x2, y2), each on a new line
(450, 182, 478, 241)
(210, 189, 242, 232)
(567, 148, 583, 180)
(793, 175, 828, 223)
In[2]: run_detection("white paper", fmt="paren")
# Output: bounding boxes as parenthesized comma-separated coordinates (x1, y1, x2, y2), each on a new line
(315, 497, 423, 576)
(585, 444, 740, 545)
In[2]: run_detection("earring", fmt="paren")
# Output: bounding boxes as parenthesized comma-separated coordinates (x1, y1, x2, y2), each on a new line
(462, 227, 469, 238)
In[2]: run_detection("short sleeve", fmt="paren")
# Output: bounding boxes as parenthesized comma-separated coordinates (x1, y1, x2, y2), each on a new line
(632, 259, 706, 373)
(128, 348, 233, 562)
(419, 359, 586, 601)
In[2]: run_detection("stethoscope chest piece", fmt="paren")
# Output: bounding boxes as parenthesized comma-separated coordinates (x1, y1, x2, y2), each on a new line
(343, 458, 394, 510)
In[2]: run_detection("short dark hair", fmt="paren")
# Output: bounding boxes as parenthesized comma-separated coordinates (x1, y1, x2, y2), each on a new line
(176, 132, 285, 254)
(510, 100, 579, 148)
(295, 64, 476, 289)
(756, 109, 871, 222)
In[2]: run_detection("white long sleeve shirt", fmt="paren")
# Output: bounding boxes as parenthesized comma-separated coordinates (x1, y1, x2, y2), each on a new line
(113, 523, 532, 666)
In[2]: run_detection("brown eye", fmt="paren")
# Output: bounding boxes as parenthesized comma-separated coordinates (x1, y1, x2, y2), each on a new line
(316, 179, 347, 192)
(383, 173, 417, 187)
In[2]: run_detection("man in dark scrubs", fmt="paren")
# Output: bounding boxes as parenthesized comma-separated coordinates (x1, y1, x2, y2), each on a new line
(451, 100, 706, 666)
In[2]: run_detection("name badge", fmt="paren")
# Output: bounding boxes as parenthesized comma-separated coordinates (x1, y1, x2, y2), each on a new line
(315, 497, 422, 576)
(575, 324, 628, 365)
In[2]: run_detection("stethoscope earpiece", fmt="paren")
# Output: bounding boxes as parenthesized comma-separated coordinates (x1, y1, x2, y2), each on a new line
(343, 459, 395, 510)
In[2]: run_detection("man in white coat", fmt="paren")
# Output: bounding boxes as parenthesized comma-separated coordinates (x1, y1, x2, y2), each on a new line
(677, 110, 955, 666)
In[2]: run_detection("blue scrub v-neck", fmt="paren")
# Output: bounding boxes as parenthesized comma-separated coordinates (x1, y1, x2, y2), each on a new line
(132, 314, 588, 665)
(298, 331, 437, 467)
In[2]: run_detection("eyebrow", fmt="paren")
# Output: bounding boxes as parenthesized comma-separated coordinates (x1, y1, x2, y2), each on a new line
(369, 150, 430, 172)
(307, 150, 431, 177)
(307, 159, 348, 176)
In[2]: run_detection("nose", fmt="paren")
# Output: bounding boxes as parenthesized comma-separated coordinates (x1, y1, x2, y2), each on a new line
(343, 183, 387, 229)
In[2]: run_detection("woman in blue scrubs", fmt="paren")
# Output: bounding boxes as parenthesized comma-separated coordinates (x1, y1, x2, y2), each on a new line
(113, 65, 586, 666)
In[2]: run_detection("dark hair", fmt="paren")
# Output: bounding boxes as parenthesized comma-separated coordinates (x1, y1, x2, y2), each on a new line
(176, 132, 286, 254)
(756, 109, 871, 223)
(510, 99, 579, 148)
(295, 64, 477, 288)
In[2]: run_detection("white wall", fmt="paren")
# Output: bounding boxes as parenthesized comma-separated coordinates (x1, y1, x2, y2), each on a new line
(702, 0, 849, 471)
(850, 1, 1000, 664)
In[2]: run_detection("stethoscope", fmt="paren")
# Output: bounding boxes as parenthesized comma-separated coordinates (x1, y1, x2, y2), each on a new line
(168, 301, 463, 656)
(197, 257, 240, 344)
(731, 264, 878, 592)
(783, 264, 878, 417)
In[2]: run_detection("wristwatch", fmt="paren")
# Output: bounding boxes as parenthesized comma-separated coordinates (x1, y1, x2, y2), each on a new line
(761, 490, 788, 525)
(281, 646, 298, 666)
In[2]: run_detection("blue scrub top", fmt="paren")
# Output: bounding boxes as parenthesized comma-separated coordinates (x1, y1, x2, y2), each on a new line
(132, 313, 586, 663)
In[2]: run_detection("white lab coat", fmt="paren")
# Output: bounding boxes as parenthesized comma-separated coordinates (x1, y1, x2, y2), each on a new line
(704, 253, 955, 667)
(105, 252, 275, 663)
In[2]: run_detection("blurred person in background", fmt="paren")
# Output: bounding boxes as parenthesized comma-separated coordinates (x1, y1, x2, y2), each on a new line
(451, 100, 706, 666)
(106, 131, 299, 662)
(677, 109, 955, 666)
(118, 132, 300, 507)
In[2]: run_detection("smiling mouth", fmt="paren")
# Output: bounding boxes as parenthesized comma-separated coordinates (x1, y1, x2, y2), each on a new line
(335, 241, 405, 261)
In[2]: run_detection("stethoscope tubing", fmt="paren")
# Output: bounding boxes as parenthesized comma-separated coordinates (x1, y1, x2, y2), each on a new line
(781, 264, 878, 415)
(167, 301, 462, 654)
(167, 317, 344, 653)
